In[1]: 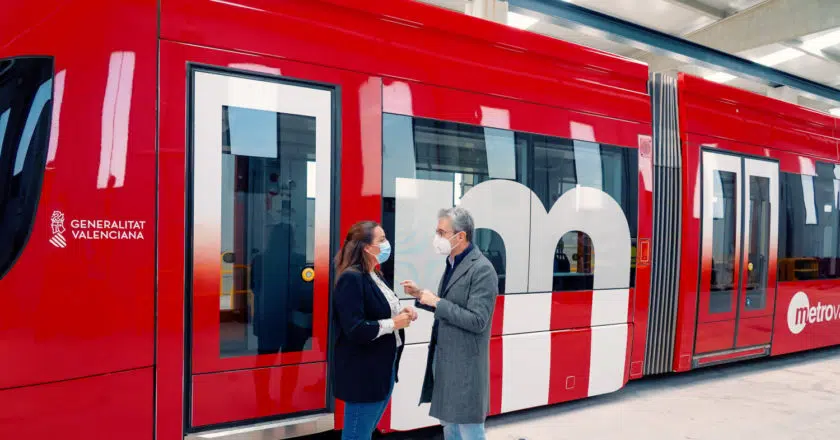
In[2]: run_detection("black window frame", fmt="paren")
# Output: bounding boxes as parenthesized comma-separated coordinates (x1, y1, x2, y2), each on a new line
(778, 163, 840, 282)
(0, 56, 55, 280)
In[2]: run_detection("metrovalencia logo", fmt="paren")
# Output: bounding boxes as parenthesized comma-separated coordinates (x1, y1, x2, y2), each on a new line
(786, 291, 840, 335)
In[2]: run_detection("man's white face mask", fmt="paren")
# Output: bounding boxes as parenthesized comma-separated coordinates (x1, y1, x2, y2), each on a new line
(433, 233, 457, 256)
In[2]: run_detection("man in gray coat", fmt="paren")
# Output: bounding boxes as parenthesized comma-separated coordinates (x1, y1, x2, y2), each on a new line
(401, 207, 499, 440)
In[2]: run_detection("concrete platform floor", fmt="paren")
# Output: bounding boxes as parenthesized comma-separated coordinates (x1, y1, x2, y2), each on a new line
(377, 346, 840, 440)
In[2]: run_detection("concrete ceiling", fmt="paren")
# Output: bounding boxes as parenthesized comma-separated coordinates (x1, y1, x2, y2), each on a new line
(416, 0, 840, 114)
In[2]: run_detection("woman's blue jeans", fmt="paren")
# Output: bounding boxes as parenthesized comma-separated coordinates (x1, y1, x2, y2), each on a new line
(341, 363, 395, 440)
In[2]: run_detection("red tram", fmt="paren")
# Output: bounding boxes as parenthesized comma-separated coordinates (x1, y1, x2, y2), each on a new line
(2, 0, 840, 439)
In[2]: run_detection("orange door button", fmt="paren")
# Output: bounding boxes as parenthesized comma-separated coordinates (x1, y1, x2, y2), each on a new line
(301, 267, 315, 282)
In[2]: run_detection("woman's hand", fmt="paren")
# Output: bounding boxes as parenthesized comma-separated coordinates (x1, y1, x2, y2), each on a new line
(393, 312, 412, 330)
(400, 305, 419, 321)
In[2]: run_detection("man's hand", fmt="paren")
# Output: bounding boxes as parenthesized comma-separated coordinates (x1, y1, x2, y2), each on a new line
(418, 290, 441, 308)
(400, 305, 419, 321)
(400, 280, 421, 298)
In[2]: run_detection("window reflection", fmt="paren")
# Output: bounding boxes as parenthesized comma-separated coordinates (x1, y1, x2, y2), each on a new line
(220, 106, 315, 357)
(801, 175, 817, 225)
(709, 170, 736, 314)
(0, 109, 10, 154)
(745, 176, 770, 310)
(483, 127, 517, 180)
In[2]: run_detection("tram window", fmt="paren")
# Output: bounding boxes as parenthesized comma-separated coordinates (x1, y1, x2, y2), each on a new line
(475, 228, 506, 293)
(778, 165, 840, 282)
(709, 170, 737, 314)
(532, 136, 638, 290)
(552, 232, 595, 291)
(381, 114, 528, 294)
(219, 106, 316, 357)
(0, 57, 54, 280)
(382, 113, 639, 293)
(745, 176, 771, 310)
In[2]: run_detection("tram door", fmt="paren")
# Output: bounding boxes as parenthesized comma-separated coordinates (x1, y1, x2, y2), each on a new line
(188, 67, 335, 428)
(695, 151, 779, 356)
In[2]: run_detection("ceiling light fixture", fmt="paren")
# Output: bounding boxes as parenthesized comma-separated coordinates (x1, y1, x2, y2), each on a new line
(802, 29, 840, 51)
(755, 47, 803, 67)
(702, 45, 805, 84)
(704, 72, 737, 83)
(507, 11, 539, 30)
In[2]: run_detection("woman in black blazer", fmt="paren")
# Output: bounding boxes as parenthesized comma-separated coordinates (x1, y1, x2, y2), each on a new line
(332, 220, 417, 440)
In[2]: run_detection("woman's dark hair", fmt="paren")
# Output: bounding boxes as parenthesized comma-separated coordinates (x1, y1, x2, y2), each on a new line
(334, 220, 381, 280)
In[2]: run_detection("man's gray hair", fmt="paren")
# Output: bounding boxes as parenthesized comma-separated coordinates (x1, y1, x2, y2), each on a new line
(438, 206, 474, 242)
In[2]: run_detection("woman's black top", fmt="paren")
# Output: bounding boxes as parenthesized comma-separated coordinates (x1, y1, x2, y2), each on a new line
(331, 268, 405, 403)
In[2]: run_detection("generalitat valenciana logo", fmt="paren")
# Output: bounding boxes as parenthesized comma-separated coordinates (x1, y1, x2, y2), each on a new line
(49, 211, 67, 248)
(49, 210, 146, 248)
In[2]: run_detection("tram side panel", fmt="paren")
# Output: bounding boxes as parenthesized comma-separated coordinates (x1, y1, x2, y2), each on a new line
(772, 165, 840, 355)
(157, 0, 654, 435)
(765, 107, 840, 356)
(0, 1, 158, 439)
(673, 73, 840, 368)
(376, 80, 651, 432)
